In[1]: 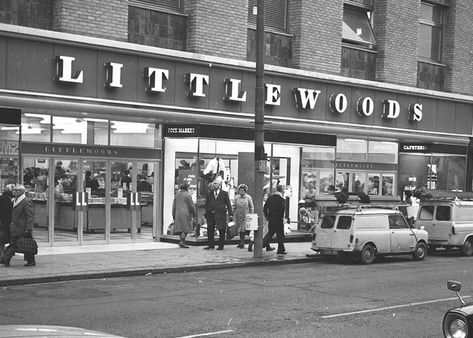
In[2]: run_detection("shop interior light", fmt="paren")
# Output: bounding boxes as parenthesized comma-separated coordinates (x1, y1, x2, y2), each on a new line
(111, 121, 152, 134)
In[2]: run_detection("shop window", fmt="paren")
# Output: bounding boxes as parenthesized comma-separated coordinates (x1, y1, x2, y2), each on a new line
(111, 121, 157, 148)
(337, 138, 367, 162)
(52, 117, 109, 145)
(301, 146, 335, 196)
(368, 141, 397, 163)
(0, 0, 54, 30)
(399, 153, 466, 193)
(21, 113, 51, 143)
(128, 5, 187, 50)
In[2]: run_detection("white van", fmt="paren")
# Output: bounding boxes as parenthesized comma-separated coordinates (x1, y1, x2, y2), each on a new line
(311, 206, 428, 264)
(416, 198, 473, 256)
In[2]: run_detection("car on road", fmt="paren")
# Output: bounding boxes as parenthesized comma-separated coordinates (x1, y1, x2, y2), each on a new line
(443, 280, 473, 338)
(415, 196, 473, 256)
(311, 205, 428, 264)
(0, 325, 124, 337)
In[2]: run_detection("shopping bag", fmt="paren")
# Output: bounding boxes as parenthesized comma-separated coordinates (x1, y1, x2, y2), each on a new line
(16, 236, 38, 255)
(245, 213, 258, 231)
(226, 221, 239, 239)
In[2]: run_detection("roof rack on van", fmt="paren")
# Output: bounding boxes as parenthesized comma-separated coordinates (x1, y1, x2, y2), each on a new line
(415, 189, 473, 202)
(324, 203, 403, 213)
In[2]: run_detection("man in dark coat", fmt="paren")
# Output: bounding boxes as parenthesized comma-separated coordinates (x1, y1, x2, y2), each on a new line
(263, 184, 287, 255)
(0, 184, 36, 267)
(0, 184, 14, 258)
(204, 176, 233, 250)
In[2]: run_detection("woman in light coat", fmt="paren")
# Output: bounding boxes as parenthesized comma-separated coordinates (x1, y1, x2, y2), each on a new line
(233, 184, 254, 251)
(172, 182, 196, 248)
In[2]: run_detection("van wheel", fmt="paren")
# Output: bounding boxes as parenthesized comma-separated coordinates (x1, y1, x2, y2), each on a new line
(361, 244, 375, 264)
(413, 242, 427, 261)
(461, 238, 473, 256)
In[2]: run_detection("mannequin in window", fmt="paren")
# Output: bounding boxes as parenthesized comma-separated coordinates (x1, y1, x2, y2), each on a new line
(203, 157, 226, 181)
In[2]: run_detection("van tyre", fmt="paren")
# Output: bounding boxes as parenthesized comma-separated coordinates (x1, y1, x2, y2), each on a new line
(413, 242, 427, 261)
(461, 238, 473, 256)
(360, 244, 375, 265)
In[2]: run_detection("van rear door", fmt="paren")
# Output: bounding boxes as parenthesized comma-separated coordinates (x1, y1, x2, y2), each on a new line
(331, 215, 353, 250)
(433, 205, 452, 240)
(316, 215, 336, 248)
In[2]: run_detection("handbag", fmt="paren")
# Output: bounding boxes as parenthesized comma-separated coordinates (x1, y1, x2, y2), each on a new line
(226, 221, 239, 239)
(16, 235, 38, 255)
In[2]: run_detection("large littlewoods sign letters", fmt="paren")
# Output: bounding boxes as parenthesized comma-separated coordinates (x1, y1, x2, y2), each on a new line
(55, 55, 422, 122)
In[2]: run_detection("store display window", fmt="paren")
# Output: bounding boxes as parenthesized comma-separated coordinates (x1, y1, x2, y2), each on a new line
(399, 153, 466, 193)
(0, 125, 20, 189)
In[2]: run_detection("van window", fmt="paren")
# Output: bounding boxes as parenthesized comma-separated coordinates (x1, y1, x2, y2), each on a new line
(355, 215, 386, 230)
(337, 216, 352, 230)
(436, 206, 451, 221)
(389, 214, 409, 229)
(455, 207, 473, 221)
(419, 206, 434, 220)
(321, 215, 336, 229)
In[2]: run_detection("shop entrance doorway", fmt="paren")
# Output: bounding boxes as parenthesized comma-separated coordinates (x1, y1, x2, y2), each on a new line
(23, 156, 159, 246)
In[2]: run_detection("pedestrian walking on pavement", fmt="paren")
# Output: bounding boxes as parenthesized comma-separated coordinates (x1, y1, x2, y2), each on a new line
(203, 176, 233, 250)
(0, 184, 37, 267)
(233, 184, 255, 251)
(172, 182, 196, 248)
(263, 184, 287, 255)
(0, 184, 14, 258)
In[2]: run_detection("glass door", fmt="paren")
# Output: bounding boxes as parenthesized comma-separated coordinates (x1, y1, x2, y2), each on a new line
(83, 160, 107, 242)
(23, 157, 50, 245)
(53, 159, 79, 244)
(110, 161, 133, 241)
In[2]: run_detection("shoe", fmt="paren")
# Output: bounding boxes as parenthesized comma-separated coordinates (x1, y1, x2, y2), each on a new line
(236, 244, 242, 248)
(0, 258, 9, 267)
(179, 243, 189, 248)
(24, 262, 36, 267)
(203, 246, 214, 250)
(277, 251, 287, 255)
(216, 247, 224, 250)
(266, 247, 275, 252)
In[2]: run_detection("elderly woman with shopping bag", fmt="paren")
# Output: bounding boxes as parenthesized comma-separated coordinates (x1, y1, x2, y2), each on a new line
(233, 184, 255, 251)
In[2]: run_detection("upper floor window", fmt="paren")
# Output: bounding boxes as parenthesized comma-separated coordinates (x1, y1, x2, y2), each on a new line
(419, 2, 443, 62)
(128, 0, 187, 50)
(247, 0, 288, 31)
(342, 6, 376, 48)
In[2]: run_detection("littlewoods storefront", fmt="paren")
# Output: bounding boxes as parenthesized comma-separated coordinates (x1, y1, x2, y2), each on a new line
(0, 24, 472, 246)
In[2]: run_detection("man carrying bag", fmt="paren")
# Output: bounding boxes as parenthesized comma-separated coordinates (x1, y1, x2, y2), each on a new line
(0, 184, 37, 267)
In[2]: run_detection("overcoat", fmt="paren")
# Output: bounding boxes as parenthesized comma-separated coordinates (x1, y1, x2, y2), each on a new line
(10, 196, 34, 238)
(172, 189, 196, 233)
(233, 194, 254, 233)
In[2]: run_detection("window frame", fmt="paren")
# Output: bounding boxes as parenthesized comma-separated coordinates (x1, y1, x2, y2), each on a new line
(247, 0, 289, 32)
(342, 5, 376, 49)
(418, 1, 444, 63)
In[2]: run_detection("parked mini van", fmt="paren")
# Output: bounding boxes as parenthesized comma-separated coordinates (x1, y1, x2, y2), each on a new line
(311, 206, 428, 264)
(416, 197, 473, 256)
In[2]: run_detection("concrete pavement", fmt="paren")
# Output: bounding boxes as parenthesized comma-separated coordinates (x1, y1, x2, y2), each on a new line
(0, 241, 319, 286)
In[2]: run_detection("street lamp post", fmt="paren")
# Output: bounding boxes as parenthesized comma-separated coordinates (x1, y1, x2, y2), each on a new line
(254, 0, 265, 258)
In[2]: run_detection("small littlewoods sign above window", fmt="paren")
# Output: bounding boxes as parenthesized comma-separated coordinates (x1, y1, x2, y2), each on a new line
(54, 55, 423, 123)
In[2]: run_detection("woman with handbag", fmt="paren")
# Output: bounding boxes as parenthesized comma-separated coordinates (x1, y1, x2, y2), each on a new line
(172, 182, 196, 248)
(233, 184, 254, 251)
(0, 184, 36, 267)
